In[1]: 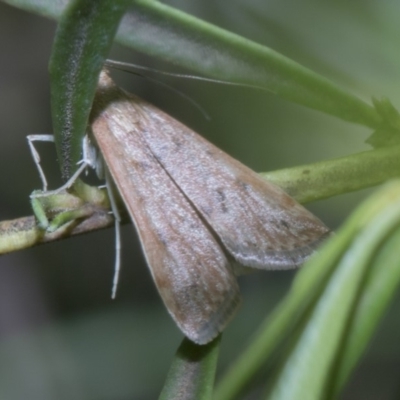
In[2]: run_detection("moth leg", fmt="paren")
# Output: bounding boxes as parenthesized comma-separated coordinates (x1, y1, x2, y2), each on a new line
(30, 136, 100, 198)
(27, 133, 122, 298)
(81, 138, 122, 298)
(28, 135, 103, 231)
(105, 168, 122, 299)
(27, 134, 55, 191)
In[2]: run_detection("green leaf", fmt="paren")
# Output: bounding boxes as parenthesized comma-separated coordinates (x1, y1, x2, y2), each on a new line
(4, 0, 384, 130)
(215, 181, 400, 400)
(329, 224, 400, 397)
(120, 1, 382, 129)
(159, 336, 220, 400)
(266, 189, 400, 400)
(49, 0, 130, 180)
(0, 0, 67, 19)
(262, 145, 400, 204)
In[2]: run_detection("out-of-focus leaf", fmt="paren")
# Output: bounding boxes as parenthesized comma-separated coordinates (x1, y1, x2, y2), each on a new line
(1, 0, 67, 19)
(266, 185, 400, 400)
(366, 98, 400, 148)
(329, 225, 400, 397)
(215, 181, 400, 400)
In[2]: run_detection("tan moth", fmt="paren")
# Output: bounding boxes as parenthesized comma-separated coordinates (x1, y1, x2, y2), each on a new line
(89, 69, 330, 344)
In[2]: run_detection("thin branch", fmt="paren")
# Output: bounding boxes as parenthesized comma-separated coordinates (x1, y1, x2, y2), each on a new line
(1, 145, 399, 255)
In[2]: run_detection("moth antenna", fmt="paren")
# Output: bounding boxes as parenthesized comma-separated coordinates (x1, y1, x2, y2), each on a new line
(105, 60, 211, 121)
(105, 59, 264, 90)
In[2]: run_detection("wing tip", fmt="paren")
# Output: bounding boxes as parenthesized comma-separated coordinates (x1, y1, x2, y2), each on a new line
(183, 290, 241, 345)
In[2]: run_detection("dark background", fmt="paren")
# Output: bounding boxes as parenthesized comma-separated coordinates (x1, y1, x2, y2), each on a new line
(1, 1, 400, 399)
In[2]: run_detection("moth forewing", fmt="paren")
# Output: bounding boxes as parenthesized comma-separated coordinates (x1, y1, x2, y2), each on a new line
(90, 73, 240, 344)
(141, 116, 331, 269)
(89, 69, 330, 344)
(104, 76, 331, 270)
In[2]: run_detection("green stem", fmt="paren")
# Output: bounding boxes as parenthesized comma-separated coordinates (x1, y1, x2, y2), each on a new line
(263, 145, 400, 204)
(1, 146, 399, 255)
(159, 336, 221, 400)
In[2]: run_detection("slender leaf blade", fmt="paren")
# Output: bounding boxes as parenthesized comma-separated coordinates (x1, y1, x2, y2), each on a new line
(330, 225, 400, 396)
(49, 0, 129, 180)
(265, 183, 400, 400)
(215, 182, 400, 400)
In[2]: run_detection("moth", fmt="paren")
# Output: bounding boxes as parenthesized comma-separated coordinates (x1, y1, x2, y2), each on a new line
(88, 69, 330, 344)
